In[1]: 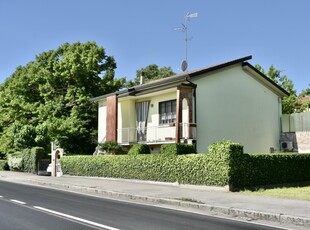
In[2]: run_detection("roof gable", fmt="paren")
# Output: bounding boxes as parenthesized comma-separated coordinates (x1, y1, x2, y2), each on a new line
(91, 55, 289, 102)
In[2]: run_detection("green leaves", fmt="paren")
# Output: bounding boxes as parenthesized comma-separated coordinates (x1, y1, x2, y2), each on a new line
(134, 64, 175, 85)
(0, 41, 127, 154)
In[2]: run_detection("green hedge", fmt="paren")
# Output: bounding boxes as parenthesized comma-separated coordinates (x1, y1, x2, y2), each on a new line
(61, 154, 230, 185)
(128, 144, 150, 155)
(6, 147, 48, 173)
(60, 141, 310, 190)
(230, 153, 310, 189)
(160, 143, 195, 156)
(0, 160, 8, 171)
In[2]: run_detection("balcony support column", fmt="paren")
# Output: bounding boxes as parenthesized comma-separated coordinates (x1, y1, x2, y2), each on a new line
(106, 95, 118, 142)
(176, 86, 193, 143)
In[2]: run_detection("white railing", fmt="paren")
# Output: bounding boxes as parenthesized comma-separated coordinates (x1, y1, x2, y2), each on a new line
(117, 123, 196, 145)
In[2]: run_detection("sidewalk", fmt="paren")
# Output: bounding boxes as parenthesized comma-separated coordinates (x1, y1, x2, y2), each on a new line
(0, 171, 309, 229)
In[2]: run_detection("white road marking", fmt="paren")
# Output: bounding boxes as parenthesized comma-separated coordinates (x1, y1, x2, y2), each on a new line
(10, 199, 26, 204)
(0, 196, 3, 198)
(33, 206, 120, 230)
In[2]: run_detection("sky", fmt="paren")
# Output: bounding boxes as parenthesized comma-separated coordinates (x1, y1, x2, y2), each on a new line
(0, 0, 309, 94)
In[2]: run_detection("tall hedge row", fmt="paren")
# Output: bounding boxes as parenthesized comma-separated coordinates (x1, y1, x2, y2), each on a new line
(60, 141, 310, 190)
(61, 154, 225, 185)
(6, 147, 48, 173)
(230, 153, 310, 189)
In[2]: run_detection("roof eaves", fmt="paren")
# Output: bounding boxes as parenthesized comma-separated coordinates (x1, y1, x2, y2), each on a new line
(90, 88, 129, 102)
(188, 55, 253, 78)
(242, 62, 290, 97)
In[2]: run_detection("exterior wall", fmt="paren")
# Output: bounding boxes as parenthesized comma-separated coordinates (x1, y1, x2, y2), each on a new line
(193, 64, 282, 153)
(98, 101, 106, 143)
(118, 99, 136, 143)
(141, 92, 177, 142)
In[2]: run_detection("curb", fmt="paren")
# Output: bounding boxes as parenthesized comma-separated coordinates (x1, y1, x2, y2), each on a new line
(15, 179, 310, 228)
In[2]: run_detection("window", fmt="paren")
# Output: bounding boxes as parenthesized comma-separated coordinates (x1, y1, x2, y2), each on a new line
(159, 99, 176, 124)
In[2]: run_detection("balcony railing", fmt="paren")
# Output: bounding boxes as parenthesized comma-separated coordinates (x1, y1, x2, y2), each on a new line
(117, 123, 196, 145)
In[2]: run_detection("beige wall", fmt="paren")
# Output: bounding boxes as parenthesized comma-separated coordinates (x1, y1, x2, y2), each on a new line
(193, 64, 282, 153)
(98, 101, 106, 143)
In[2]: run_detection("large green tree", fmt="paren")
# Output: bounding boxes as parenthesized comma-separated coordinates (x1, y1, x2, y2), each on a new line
(134, 64, 175, 85)
(255, 64, 297, 114)
(0, 42, 126, 154)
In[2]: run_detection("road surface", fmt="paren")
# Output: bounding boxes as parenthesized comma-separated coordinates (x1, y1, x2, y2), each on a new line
(0, 181, 283, 230)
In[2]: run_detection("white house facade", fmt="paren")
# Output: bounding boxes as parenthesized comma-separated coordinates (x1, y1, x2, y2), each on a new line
(92, 56, 288, 153)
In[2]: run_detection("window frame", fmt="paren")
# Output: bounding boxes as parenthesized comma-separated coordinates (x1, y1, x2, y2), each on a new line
(159, 99, 177, 125)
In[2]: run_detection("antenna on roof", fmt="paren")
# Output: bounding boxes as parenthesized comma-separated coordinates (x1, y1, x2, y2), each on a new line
(174, 12, 198, 72)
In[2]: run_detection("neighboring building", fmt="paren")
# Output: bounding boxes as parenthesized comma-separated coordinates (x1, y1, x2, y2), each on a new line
(296, 96, 310, 112)
(92, 56, 289, 153)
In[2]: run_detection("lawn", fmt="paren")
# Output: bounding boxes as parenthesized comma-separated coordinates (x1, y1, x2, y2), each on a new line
(241, 186, 310, 201)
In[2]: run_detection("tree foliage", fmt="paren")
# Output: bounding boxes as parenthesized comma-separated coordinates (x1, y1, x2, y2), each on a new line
(134, 64, 175, 85)
(0, 42, 126, 154)
(255, 64, 297, 114)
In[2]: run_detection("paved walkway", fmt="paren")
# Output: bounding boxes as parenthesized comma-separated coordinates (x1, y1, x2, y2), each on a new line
(0, 171, 309, 229)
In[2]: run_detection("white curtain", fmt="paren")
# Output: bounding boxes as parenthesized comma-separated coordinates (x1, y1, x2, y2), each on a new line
(136, 101, 150, 142)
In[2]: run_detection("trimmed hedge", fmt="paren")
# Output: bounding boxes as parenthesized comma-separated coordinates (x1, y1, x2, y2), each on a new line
(230, 153, 310, 189)
(160, 143, 195, 156)
(128, 144, 150, 155)
(60, 141, 310, 190)
(61, 154, 227, 185)
(6, 147, 48, 173)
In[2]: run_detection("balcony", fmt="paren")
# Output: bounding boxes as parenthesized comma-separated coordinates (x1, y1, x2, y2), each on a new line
(117, 123, 197, 145)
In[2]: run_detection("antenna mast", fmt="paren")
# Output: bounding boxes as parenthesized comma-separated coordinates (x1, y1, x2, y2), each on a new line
(175, 12, 198, 72)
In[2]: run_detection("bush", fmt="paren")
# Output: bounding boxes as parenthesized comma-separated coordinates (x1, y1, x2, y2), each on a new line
(160, 143, 195, 156)
(99, 141, 124, 155)
(7, 147, 47, 173)
(61, 154, 218, 185)
(61, 140, 310, 191)
(0, 160, 9, 171)
(230, 153, 310, 190)
(7, 152, 23, 171)
(128, 144, 150, 155)
(0, 152, 6, 159)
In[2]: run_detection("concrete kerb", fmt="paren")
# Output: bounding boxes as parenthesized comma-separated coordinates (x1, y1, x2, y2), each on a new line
(13, 179, 310, 228)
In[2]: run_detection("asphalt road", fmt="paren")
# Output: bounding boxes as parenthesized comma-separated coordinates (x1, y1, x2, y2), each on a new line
(0, 181, 283, 230)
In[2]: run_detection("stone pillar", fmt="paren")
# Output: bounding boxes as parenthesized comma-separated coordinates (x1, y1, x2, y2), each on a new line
(51, 148, 64, 177)
(106, 95, 118, 142)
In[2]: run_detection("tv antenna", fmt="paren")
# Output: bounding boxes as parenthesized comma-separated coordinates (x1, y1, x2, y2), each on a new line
(174, 12, 198, 72)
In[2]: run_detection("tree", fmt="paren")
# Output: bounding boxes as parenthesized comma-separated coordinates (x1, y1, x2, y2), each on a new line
(298, 84, 310, 112)
(255, 64, 297, 114)
(0, 41, 126, 154)
(134, 64, 175, 85)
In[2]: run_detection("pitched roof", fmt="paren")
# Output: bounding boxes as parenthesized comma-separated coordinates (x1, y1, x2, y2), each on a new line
(91, 55, 289, 102)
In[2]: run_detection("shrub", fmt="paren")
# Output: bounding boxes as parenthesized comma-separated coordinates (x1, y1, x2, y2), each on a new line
(0, 160, 9, 171)
(7, 152, 23, 171)
(61, 154, 217, 185)
(61, 140, 310, 191)
(160, 143, 195, 156)
(7, 147, 47, 173)
(99, 141, 124, 155)
(0, 152, 6, 159)
(128, 144, 150, 155)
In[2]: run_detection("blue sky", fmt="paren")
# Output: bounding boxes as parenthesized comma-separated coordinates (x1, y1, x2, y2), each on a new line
(0, 0, 309, 94)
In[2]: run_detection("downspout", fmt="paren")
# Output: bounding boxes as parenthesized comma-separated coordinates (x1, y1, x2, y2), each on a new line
(185, 77, 197, 152)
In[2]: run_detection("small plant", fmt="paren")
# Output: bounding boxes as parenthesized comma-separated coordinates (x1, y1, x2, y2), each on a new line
(128, 144, 150, 155)
(99, 141, 124, 155)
